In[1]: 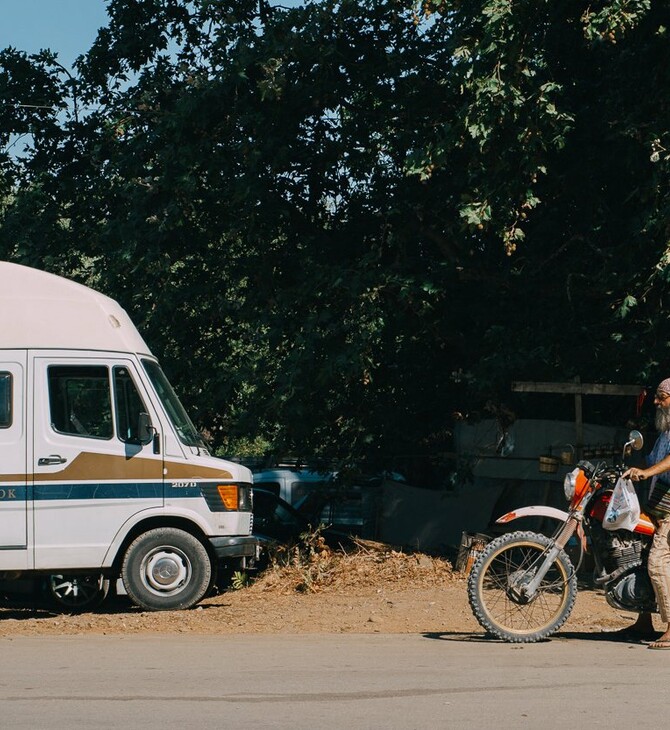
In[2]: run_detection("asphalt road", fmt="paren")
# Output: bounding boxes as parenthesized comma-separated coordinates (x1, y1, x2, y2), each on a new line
(0, 631, 664, 729)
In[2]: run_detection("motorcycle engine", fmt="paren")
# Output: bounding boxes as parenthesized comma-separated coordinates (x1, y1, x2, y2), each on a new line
(590, 522, 650, 579)
(589, 522, 656, 612)
(606, 568, 657, 613)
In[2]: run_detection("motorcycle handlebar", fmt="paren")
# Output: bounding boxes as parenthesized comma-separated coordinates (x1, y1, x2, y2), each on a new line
(577, 460, 625, 483)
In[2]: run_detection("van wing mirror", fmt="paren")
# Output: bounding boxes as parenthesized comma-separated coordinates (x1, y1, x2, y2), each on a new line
(137, 412, 155, 446)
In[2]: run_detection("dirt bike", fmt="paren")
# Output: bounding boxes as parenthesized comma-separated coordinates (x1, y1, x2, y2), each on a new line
(467, 430, 658, 643)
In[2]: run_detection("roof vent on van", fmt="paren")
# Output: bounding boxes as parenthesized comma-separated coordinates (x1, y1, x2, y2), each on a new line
(108, 315, 121, 329)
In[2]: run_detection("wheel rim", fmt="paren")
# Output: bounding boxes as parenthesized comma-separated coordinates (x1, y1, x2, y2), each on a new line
(477, 540, 571, 636)
(49, 574, 104, 607)
(140, 546, 191, 596)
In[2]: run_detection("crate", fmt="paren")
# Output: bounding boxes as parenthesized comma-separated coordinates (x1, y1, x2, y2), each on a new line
(455, 532, 490, 574)
(539, 455, 559, 473)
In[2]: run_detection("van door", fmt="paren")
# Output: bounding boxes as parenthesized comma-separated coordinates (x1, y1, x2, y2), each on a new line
(32, 356, 164, 568)
(0, 353, 28, 551)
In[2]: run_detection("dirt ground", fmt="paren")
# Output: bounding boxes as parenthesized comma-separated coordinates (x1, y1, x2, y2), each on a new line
(0, 543, 653, 638)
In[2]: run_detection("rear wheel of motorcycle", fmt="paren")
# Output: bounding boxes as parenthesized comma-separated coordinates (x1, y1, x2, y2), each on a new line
(468, 530, 577, 643)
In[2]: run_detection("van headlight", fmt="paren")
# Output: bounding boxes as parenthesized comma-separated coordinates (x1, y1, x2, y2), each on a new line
(564, 469, 578, 501)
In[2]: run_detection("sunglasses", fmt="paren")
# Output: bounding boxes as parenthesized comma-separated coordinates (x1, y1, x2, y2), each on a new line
(656, 392, 670, 402)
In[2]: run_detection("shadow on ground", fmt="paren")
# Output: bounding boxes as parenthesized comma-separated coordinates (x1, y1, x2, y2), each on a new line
(422, 629, 657, 645)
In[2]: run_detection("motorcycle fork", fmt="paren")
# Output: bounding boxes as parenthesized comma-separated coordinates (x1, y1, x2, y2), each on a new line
(520, 515, 580, 598)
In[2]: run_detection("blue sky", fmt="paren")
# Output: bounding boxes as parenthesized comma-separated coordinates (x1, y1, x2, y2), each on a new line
(0, 1, 305, 68)
(0, 0, 110, 67)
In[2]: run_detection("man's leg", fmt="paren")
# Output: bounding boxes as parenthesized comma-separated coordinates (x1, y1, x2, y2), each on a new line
(646, 517, 670, 648)
(625, 612, 655, 635)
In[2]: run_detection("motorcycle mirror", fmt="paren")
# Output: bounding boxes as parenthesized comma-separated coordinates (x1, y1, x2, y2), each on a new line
(626, 430, 644, 451)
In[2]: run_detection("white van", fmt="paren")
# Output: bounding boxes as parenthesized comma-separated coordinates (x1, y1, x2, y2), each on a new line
(0, 262, 256, 611)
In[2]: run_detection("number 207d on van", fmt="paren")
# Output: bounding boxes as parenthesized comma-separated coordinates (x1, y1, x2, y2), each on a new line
(0, 262, 256, 611)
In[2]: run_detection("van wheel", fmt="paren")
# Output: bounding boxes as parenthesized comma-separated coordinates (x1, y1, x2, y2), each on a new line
(121, 528, 211, 611)
(46, 573, 110, 612)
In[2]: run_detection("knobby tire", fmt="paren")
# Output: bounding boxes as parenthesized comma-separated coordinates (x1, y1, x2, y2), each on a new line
(467, 530, 577, 643)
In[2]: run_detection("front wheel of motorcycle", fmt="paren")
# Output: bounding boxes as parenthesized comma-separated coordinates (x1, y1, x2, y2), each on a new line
(468, 530, 578, 643)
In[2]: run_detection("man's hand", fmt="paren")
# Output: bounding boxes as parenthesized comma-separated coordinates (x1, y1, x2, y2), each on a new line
(623, 467, 648, 481)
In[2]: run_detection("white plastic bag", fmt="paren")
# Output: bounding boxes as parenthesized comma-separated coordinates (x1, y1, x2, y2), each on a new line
(603, 477, 641, 531)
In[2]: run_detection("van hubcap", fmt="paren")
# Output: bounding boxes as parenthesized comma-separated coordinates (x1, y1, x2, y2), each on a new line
(143, 548, 190, 593)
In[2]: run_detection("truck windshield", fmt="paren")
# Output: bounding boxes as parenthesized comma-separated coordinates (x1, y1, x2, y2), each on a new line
(142, 359, 208, 451)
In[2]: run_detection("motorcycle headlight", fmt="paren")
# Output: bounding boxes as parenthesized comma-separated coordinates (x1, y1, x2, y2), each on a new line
(564, 468, 578, 501)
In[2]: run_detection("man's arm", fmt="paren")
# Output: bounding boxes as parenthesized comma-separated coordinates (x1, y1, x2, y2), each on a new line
(624, 453, 670, 482)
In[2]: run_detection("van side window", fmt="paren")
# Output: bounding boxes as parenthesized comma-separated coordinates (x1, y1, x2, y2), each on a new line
(48, 365, 113, 439)
(0, 373, 11, 428)
(253, 481, 281, 497)
(113, 366, 147, 443)
(290, 480, 325, 504)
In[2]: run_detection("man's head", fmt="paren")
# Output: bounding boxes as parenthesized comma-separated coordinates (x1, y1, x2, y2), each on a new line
(655, 378, 670, 431)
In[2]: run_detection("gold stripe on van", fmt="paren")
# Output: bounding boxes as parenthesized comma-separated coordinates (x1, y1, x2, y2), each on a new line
(28, 453, 233, 482)
(37, 453, 160, 481)
(163, 461, 233, 480)
(0, 474, 25, 483)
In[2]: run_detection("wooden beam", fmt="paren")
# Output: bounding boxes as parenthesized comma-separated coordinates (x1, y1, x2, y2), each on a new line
(511, 381, 644, 396)
(509, 378, 645, 461)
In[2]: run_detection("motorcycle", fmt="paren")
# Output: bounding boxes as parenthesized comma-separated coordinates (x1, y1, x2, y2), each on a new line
(467, 430, 658, 643)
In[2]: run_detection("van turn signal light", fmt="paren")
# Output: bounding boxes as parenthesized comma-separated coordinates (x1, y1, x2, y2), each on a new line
(217, 484, 239, 510)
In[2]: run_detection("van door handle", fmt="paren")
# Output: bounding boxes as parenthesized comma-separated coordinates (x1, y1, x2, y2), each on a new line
(38, 455, 68, 466)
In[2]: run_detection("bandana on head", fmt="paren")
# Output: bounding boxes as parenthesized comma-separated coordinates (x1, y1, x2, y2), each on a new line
(658, 378, 670, 396)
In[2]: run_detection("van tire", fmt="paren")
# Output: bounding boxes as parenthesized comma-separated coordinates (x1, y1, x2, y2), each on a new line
(121, 528, 212, 611)
(46, 573, 110, 612)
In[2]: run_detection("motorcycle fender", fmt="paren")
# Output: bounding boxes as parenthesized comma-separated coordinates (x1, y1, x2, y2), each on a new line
(496, 506, 586, 550)
(496, 506, 570, 524)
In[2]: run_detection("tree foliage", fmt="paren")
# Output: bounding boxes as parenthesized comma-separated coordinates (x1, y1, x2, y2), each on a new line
(1, 0, 670, 477)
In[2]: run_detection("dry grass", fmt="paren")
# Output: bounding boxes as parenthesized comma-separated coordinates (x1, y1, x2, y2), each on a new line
(248, 534, 456, 595)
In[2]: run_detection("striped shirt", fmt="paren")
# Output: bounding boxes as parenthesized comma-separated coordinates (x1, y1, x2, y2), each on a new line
(646, 431, 670, 517)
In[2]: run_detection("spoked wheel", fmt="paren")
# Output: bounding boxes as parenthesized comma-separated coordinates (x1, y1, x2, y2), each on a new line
(468, 530, 577, 643)
(46, 573, 110, 612)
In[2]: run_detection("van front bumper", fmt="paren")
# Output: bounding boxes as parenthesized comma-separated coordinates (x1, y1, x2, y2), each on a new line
(209, 535, 260, 559)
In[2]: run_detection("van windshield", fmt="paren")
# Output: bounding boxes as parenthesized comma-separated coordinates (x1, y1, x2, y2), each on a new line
(142, 359, 208, 451)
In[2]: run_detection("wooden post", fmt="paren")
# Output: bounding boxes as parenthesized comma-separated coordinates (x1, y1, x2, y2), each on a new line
(574, 376, 583, 458)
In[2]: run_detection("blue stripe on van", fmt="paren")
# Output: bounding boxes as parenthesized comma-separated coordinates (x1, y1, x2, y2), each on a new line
(0, 485, 27, 502)
(33, 483, 164, 500)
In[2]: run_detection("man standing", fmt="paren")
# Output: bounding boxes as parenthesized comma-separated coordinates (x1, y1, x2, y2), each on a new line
(625, 378, 670, 649)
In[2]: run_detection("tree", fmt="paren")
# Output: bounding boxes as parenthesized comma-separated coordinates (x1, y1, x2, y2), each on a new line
(1, 0, 669, 478)
(412, 0, 670, 393)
